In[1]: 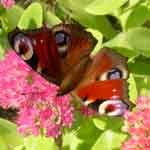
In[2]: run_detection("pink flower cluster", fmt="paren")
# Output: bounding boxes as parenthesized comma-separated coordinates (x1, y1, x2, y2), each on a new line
(0, 0, 15, 8)
(122, 96, 150, 150)
(0, 51, 74, 138)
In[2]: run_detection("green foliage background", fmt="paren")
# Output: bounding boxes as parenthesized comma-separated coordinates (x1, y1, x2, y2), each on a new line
(0, 0, 150, 149)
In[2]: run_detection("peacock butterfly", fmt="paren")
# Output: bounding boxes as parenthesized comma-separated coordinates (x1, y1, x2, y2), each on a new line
(8, 23, 132, 116)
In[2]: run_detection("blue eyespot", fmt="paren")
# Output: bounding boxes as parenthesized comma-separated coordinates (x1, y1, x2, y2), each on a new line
(55, 31, 70, 57)
(107, 68, 122, 80)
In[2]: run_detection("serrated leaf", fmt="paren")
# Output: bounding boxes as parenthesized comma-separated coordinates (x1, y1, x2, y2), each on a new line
(85, 0, 128, 15)
(92, 130, 127, 150)
(18, 2, 43, 29)
(127, 74, 138, 103)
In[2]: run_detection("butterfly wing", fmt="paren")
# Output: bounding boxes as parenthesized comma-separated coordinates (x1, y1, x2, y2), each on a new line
(8, 24, 97, 87)
(8, 25, 131, 116)
(8, 27, 62, 84)
(74, 48, 132, 116)
(52, 24, 96, 93)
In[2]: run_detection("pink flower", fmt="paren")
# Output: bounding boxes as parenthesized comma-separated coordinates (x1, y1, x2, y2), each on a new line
(122, 96, 150, 150)
(0, 50, 74, 138)
(0, 0, 15, 8)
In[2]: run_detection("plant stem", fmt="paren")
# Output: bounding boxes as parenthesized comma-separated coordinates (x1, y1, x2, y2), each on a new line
(55, 134, 63, 150)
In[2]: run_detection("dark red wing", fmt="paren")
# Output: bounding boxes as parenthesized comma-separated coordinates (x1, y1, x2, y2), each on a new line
(76, 48, 128, 100)
(51, 24, 97, 93)
(8, 27, 62, 84)
(75, 48, 132, 115)
(8, 24, 97, 87)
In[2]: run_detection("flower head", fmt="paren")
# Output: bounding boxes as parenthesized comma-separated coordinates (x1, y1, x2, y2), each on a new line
(122, 96, 150, 150)
(0, 0, 15, 8)
(0, 50, 74, 138)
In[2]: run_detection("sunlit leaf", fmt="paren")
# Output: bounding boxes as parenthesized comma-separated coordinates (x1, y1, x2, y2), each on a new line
(93, 116, 124, 131)
(86, 28, 103, 55)
(92, 130, 127, 150)
(45, 10, 61, 27)
(24, 136, 58, 150)
(85, 0, 128, 15)
(125, 5, 150, 30)
(0, 118, 23, 148)
(128, 73, 138, 103)
(127, 27, 150, 57)
(0, 136, 7, 150)
(2, 5, 23, 31)
(18, 2, 43, 29)
(57, 0, 116, 39)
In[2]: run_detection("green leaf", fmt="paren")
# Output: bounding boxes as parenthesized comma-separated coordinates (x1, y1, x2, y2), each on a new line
(45, 10, 61, 27)
(103, 32, 140, 58)
(128, 56, 150, 96)
(92, 130, 127, 150)
(57, 0, 116, 39)
(14, 145, 25, 150)
(0, 118, 23, 148)
(63, 131, 82, 150)
(24, 136, 58, 150)
(127, 73, 138, 103)
(86, 28, 103, 55)
(125, 5, 150, 30)
(62, 113, 84, 150)
(104, 27, 150, 57)
(0, 6, 5, 15)
(126, 27, 150, 57)
(77, 117, 102, 150)
(0, 136, 7, 150)
(63, 113, 101, 150)
(128, 59, 150, 75)
(63, 0, 92, 9)
(104, 32, 132, 49)
(85, 0, 128, 15)
(0, 30, 10, 57)
(133, 75, 150, 96)
(18, 2, 43, 29)
(93, 116, 124, 131)
(1, 5, 23, 32)
(129, 0, 143, 8)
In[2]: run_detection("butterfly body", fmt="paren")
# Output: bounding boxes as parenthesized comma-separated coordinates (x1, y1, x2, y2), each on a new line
(8, 23, 131, 116)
